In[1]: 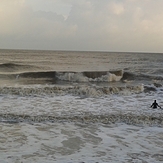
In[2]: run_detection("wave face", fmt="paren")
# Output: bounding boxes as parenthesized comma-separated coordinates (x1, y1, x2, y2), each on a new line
(0, 69, 123, 82)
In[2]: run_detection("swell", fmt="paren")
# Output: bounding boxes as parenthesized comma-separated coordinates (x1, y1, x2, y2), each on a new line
(1, 112, 163, 126)
(122, 72, 163, 81)
(0, 63, 22, 69)
(0, 63, 38, 72)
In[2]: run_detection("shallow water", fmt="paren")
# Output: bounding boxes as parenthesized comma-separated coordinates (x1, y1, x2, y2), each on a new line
(1, 123, 163, 163)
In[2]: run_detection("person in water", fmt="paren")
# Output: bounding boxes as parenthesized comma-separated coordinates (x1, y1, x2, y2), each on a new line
(151, 100, 161, 109)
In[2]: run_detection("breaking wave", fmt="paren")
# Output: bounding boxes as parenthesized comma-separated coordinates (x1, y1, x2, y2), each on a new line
(17, 70, 123, 82)
(1, 67, 163, 84)
(0, 68, 162, 96)
(56, 70, 123, 82)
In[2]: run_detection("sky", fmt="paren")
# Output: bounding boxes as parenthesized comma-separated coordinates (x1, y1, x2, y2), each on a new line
(0, 0, 163, 53)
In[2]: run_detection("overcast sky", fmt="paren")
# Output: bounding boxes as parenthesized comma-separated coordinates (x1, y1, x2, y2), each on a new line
(1, 0, 163, 52)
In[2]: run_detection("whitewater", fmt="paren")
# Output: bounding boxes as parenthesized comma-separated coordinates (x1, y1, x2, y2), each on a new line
(0, 49, 163, 163)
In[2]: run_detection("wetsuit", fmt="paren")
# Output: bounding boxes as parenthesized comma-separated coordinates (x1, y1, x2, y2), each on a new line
(151, 101, 161, 109)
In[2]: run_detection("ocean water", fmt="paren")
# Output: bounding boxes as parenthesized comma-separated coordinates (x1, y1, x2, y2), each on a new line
(0, 49, 163, 163)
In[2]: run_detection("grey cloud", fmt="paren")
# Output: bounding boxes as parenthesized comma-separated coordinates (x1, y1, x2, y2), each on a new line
(0, 0, 163, 52)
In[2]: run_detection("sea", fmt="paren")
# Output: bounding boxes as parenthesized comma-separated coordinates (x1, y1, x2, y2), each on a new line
(0, 49, 163, 163)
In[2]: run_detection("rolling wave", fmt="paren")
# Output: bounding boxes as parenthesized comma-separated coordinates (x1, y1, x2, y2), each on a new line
(0, 68, 163, 87)
(0, 63, 22, 69)
(17, 70, 123, 82)
(0, 63, 39, 73)
(0, 69, 123, 83)
(122, 72, 163, 81)
(13, 70, 163, 82)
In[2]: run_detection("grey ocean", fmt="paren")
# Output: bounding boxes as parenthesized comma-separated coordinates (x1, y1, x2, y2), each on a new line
(0, 49, 163, 163)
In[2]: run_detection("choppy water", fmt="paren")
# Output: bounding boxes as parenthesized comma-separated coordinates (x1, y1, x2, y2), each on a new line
(0, 49, 163, 162)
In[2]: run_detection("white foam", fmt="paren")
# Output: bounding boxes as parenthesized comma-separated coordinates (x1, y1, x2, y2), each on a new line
(0, 83, 145, 98)
(56, 72, 123, 82)
(0, 86, 162, 119)
(0, 122, 163, 163)
(56, 72, 89, 82)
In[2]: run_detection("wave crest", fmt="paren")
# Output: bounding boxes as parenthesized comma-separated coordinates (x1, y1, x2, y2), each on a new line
(56, 70, 123, 82)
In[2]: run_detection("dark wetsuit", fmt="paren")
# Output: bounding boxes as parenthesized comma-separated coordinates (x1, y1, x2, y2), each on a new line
(151, 100, 161, 109)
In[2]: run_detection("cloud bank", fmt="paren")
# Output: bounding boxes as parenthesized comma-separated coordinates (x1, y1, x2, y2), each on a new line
(0, 0, 163, 52)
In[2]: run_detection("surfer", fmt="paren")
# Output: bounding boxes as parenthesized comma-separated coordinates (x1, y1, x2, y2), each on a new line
(151, 100, 161, 109)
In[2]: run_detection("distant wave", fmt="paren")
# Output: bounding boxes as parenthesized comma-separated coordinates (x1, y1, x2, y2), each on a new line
(0, 63, 21, 68)
(122, 72, 163, 81)
(0, 63, 38, 72)
(0, 112, 163, 127)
